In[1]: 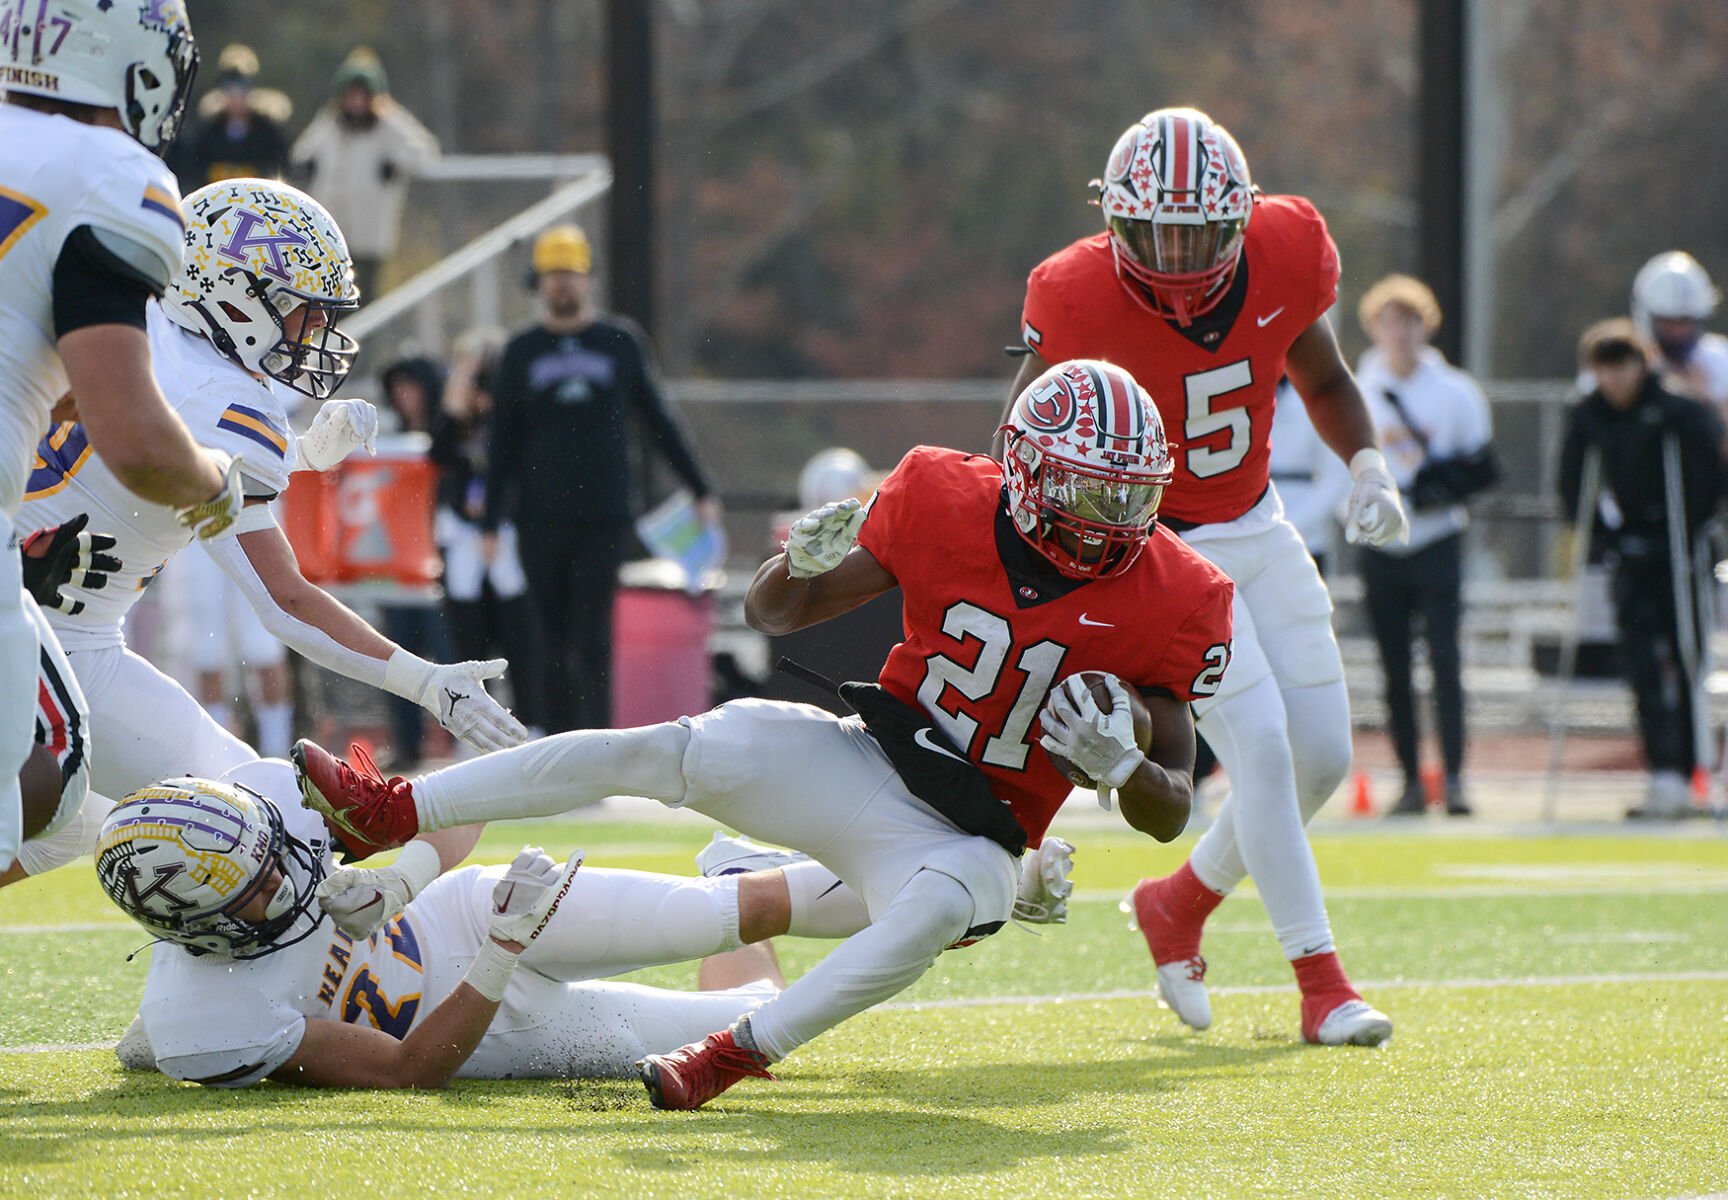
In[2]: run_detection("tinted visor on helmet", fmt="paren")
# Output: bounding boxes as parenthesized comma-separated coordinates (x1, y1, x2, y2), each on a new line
(1108, 213, 1246, 280)
(1042, 458, 1166, 529)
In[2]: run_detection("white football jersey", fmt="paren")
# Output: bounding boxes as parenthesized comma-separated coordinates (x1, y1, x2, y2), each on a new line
(0, 106, 185, 517)
(18, 305, 300, 650)
(140, 759, 440, 1088)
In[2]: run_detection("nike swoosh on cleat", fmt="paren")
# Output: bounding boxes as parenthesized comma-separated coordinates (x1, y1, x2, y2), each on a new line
(1257, 307, 1286, 327)
(1077, 613, 1114, 627)
(912, 727, 970, 764)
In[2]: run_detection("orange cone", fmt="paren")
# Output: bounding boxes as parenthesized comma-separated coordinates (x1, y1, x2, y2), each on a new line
(1421, 765, 1443, 809)
(1351, 771, 1373, 816)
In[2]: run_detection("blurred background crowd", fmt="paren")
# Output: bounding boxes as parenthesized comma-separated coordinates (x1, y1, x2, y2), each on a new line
(126, 1, 1728, 824)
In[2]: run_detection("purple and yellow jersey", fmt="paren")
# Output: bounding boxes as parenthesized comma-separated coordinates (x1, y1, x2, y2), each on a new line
(16, 306, 300, 651)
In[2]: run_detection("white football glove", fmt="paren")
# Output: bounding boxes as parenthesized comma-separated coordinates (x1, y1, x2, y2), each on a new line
(314, 841, 442, 939)
(1039, 673, 1142, 809)
(784, 498, 866, 579)
(176, 450, 245, 541)
(296, 398, 378, 472)
(383, 651, 530, 753)
(488, 846, 584, 949)
(1012, 835, 1075, 925)
(1342, 448, 1410, 547)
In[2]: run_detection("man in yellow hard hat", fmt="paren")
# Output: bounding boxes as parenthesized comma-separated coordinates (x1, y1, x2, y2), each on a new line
(481, 225, 718, 732)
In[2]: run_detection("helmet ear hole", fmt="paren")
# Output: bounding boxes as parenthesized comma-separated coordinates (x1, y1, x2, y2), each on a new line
(217, 301, 252, 324)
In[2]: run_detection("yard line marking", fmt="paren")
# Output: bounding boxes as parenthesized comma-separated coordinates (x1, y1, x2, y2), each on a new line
(7, 969, 1728, 1054)
(880, 969, 1728, 1013)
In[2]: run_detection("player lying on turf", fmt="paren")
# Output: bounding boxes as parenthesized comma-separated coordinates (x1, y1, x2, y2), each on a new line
(89, 758, 877, 1089)
(3, 176, 527, 889)
(291, 359, 1235, 1109)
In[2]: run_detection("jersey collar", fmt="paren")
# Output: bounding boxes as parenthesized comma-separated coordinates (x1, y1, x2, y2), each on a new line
(994, 492, 1092, 609)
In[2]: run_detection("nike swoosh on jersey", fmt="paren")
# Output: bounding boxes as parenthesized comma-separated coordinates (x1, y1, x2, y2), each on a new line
(1256, 307, 1286, 327)
(1077, 613, 1115, 627)
(912, 727, 970, 764)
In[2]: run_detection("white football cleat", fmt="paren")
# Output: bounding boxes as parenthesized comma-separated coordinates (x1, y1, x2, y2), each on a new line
(696, 831, 809, 877)
(1308, 998, 1393, 1047)
(1012, 836, 1075, 925)
(1154, 958, 1214, 1031)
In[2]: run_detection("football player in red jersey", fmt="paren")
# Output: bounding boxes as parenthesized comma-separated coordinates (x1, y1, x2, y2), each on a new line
(290, 359, 1234, 1109)
(996, 108, 1405, 1047)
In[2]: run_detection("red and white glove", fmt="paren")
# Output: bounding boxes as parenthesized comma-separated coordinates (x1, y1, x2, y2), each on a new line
(465, 847, 585, 1001)
(1343, 449, 1410, 547)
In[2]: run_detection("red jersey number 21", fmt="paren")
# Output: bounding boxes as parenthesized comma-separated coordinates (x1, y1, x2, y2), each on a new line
(915, 601, 1068, 771)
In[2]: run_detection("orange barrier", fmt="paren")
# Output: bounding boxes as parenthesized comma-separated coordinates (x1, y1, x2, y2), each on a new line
(283, 435, 440, 586)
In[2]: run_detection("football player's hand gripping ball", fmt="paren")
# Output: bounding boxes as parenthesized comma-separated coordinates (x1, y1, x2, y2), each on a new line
(1343, 449, 1410, 547)
(1039, 673, 1143, 808)
(784, 498, 867, 579)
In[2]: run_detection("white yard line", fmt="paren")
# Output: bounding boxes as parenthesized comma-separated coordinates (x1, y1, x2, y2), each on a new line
(6, 968, 1728, 1055)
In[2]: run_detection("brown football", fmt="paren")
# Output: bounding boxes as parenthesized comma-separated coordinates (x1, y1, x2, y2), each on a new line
(1044, 670, 1154, 787)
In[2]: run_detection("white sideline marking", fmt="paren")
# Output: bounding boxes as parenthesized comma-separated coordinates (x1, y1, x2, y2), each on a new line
(879, 968, 1728, 1013)
(7, 969, 1728, 1055)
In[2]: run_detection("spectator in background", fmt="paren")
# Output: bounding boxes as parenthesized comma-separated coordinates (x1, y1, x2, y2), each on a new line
(1269, 376, 1351, 578)
(291, 47, 438, 304)
(1560, 320, 1728, 820)
(378, 355, 456, 769)
(1355, 276, 1498, 817)
(170, 44, 290, 191)
(486, 225, 718, 732)
(432, 328, 546, 737)
(1631, 252, 1728, 415)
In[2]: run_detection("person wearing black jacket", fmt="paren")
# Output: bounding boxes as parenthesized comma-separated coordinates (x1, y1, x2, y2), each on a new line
(1560, 319, 1728, 819)
(484, 226, 718, 731)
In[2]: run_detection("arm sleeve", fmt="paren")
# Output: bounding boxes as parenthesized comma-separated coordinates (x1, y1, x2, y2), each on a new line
(1159, 577, 1236, 702)
(143, 986, 307, 1089)
(202, 522, 390, 689)
(50, 227, 162, 336)
(625, 325, 714, 498)
(481, 341, 529, 532)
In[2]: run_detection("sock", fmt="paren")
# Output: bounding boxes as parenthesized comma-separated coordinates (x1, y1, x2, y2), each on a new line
(206, 702, 234, 733)
(731, 1014, 769, 1059)
(1292, 949, 1356, 999)
(782, 860, 871, 940)
(255, 702, 293, 760)
(1167, 859, 1229, 922)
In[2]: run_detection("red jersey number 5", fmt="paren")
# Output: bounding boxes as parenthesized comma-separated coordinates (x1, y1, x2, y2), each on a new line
(1184, 360, 1254, 479)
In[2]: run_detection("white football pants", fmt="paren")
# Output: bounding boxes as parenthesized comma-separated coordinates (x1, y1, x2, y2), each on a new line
(413, 698, 1019, 1062)
(0, 518, 36, 872)
(1183, 500, 1354, 960)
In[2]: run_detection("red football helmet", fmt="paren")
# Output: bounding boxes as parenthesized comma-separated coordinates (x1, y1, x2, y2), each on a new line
(999, 360, 1174, 580)
(1094, 107, 1257, 325)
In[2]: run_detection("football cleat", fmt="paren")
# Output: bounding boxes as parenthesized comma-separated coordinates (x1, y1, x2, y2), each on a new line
(638, 1029, 775, 1111)
(291, 740, 420, 860)
(1126, 876, 1212, 1030)
(695, 831, 809, 878)
(1303, 997, 1394, 1047)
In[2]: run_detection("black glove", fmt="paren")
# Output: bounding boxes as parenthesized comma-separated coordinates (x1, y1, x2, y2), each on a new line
(20, 513, 121, 616)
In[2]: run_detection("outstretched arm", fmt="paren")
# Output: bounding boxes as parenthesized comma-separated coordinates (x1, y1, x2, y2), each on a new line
(745, 512, 897, 636)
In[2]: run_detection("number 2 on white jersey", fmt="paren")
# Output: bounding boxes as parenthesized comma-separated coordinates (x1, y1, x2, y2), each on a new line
(1183, 360, 1254, 478)
(915, 601, 1068, 770)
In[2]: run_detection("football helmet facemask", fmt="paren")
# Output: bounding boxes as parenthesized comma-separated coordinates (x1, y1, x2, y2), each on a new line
(95, 777, 325, 959)
(1, 0, 200, 154)
(162, 179, 361, 399)
(1000, 359, 1174, 580)
(1094, 107, 1257, 325)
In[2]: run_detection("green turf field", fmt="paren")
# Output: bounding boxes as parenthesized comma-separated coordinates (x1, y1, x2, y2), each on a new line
(4, 814, 1727, 1200)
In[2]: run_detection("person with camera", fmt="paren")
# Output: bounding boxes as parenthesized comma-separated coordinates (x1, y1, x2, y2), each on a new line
(1355, 276, 1498, 816)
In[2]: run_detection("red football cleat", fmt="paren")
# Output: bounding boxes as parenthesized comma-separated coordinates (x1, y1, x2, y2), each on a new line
(1128, 874, 1215, 1030)
(291, 739, 421, 860)
(638, 1029, 774, 1111)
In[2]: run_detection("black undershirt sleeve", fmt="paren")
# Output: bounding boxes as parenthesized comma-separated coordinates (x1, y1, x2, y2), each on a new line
(51, 225, 160, 338)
